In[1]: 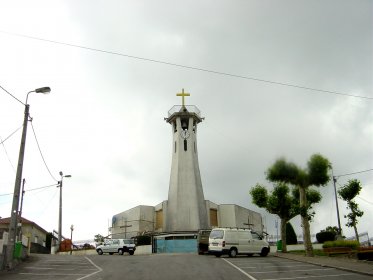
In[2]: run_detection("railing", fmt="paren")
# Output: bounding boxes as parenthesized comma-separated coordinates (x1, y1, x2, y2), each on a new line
(168, 105, 201, 117)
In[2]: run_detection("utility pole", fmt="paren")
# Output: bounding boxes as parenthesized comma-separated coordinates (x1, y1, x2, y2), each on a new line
(331, 168, 342, 237)
(6, 86, 51, 269)
(57, 171, 71, 251)
(243, 215, 254, 230)
(120, 219, 132, 238)
(18, 179, 26, 241)
(6, 104, 29, 269)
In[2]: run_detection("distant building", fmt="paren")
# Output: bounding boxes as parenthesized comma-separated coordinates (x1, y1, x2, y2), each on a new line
(0, 217, 48, 249)
(110, 91, 264, 251)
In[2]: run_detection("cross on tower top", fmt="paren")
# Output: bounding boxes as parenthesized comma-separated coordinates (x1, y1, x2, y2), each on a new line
(176, 89, 190, 107)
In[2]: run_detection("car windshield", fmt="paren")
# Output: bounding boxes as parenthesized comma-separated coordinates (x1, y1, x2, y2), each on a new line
(210, 230, 224, 239)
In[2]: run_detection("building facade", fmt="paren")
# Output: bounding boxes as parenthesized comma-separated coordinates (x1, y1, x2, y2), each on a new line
(110, 91, 264, 242)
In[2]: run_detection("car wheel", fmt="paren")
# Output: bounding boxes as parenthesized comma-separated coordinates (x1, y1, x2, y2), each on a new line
(118, 249, 124, 255)
(260, 247, 269, 257)
(129, 251, 134, 255)
(97, 249, 103, 255)
(229, 248, 238, 258)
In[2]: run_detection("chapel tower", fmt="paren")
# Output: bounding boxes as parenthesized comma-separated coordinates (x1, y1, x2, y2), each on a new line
(165, 89, 208, 231)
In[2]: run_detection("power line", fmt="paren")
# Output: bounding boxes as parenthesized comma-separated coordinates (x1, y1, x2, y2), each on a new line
(0, 84, 25, 105)
(0, 135, 16, 173)
(0, 183, 58, 197)
(357, 196, 373, 205)
(30, 121, 58, 182)
(1, 30, 372, 101)
(0, 125, 22, 145)
(335, 168, 373, 179)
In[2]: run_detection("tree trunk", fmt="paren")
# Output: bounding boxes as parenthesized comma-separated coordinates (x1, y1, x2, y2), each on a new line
(354, 225, 360, 243)
(299, 186, 314, 257)
(280, 218, 288, 253)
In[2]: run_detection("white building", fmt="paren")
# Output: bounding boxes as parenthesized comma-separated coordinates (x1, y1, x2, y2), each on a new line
(111, 91, 264, 242)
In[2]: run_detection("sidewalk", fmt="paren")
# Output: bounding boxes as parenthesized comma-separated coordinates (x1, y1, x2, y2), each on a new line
(274, 252, 373, 277)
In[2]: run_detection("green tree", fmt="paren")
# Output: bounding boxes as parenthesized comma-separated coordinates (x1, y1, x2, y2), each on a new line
(250, 183, 320, 252)
(266, 154, 330, 257)
(250, 183, 295, 253)
(94, 234, 105, 244)
(338, 179, 364, 242)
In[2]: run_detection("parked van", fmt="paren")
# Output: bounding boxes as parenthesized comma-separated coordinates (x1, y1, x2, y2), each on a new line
(96, 239, 136, 255)
(208, 228, 270, 257)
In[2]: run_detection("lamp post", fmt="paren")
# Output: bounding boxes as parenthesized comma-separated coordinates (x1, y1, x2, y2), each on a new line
(58, 171, 71, 251)
(70, 225, 74, 255)
(6, 87, 50, 269)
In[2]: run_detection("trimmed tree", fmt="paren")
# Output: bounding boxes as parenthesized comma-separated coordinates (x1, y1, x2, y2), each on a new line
(250, 183, 321, 252)
(266, 154, 330, 257)
(338, 179, 364, 243)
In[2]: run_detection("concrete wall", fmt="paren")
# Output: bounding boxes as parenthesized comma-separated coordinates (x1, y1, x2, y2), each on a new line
(111, 205, 155, 238)
(218, 204, 263, 233)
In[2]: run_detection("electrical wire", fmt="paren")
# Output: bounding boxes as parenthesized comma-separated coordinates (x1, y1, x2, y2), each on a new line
(0, 136, 16, 172)
(335, 169, 373, 179)
(357, 196, 373, 205)
(0, 84, 25, 105)
(30, 121, 58, 182)
(0, 183, 58, 197)
(1, 30, 372, 101)
(0, 125, 22, 145)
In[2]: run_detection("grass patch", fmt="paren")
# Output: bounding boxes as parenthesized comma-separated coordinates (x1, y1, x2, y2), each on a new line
(322, 240, 359, 249)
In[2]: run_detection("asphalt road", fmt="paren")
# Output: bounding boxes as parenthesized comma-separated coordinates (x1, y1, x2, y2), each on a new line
(1, 253, 372, 280)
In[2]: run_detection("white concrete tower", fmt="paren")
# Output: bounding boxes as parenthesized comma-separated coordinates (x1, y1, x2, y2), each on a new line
(165, 89, 208, 232)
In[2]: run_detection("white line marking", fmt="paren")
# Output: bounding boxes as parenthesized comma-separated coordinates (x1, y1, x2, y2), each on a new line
(19, 273, 86, 276)
(250, 268, 334, 274)
(240, 264, 316, 269)
(222, 258, 258, 280)
(76, 257, 103, 280)
(262, 273, 354, 280)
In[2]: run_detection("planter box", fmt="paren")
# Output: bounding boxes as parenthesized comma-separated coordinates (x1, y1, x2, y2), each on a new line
(323, 247, 356, 257)
(357, 246, 373, 260)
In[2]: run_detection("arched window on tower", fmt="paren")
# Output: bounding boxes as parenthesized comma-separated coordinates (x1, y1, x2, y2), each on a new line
(184, 139, 187, 151)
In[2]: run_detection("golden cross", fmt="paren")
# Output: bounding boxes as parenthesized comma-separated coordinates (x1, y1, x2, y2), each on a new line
(176, 88, 190, 106)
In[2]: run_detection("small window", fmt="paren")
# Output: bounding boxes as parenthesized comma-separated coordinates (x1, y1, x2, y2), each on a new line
(175, 142, 177, 153)
(251, 232, 262, 240)
(210, 230, 224, 239)
(184, 139, 187, 151)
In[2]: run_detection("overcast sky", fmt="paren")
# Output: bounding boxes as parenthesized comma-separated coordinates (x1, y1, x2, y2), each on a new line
(0, 0, 372, 242)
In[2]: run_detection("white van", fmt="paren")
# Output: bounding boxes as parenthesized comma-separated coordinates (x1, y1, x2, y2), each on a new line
(208, 228, 270, 257)
(96, 239, 136, 255)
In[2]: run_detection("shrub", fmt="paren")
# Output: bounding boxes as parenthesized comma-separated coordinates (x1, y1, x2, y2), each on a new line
(316, 231, 335, 243)
(322, 240, 359, 249)
(286, 223, 298, 245)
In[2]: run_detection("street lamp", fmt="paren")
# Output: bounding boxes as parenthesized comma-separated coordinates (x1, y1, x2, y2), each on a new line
(6, 87, 51, 269)
(70, 224, 74, 255)
(58, 171, 71, 252)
